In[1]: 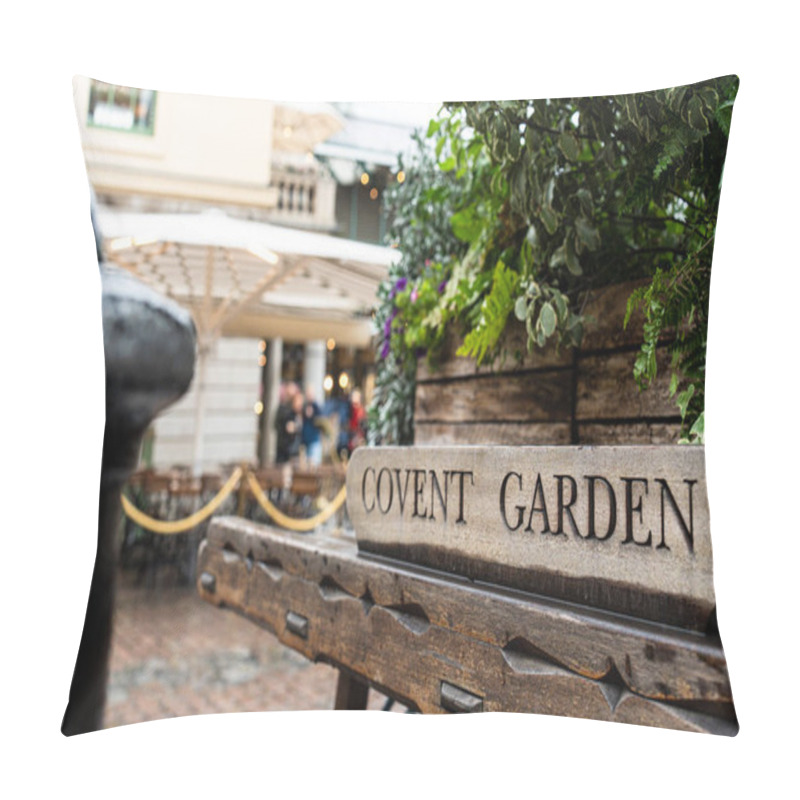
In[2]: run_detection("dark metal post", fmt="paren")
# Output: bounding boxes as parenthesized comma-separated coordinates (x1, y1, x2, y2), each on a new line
(61, 264, 195, 735)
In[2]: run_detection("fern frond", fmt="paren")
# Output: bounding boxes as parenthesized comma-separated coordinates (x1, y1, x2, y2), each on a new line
(458, 260, 519, 363)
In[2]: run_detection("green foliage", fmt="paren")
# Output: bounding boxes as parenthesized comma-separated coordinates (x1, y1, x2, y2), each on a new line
(368, 130, 470, 444)
(374, 77, 738, 441)
(458, 260, 518, 363)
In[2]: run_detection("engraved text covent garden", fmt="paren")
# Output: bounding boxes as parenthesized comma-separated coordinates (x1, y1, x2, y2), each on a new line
(360, 465, 696, 553)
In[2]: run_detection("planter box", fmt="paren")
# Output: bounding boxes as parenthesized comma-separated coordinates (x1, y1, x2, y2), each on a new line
(415, 280, 682, 446)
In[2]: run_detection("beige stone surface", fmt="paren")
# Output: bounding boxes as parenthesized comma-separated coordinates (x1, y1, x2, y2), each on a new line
(348, 446, 714, 629)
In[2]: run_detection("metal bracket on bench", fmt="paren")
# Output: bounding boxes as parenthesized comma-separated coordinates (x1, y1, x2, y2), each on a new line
(286, 610, 309, 639)
(199, 571, 216, 594)
(440, 681, 483, 713)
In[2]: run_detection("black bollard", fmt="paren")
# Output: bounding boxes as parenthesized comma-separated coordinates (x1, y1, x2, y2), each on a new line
(61, 262, 196, 736)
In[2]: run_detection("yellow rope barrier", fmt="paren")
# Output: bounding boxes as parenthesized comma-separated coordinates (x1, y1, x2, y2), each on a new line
(120, 466, 348, 534)
(246, 470, 347, 532)
(120, 467, 243, 535)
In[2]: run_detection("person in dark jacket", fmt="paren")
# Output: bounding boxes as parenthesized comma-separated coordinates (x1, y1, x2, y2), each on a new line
(275, 382, 301, 463)
(302, 387, 323, 466)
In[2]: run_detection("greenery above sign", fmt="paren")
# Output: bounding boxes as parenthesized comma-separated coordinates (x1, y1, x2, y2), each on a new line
(371, 77, 739, 446)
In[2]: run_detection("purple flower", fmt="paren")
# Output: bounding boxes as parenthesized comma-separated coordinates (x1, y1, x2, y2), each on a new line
(438, 279, 448, 294)
(390, 276, 408, 299)
(380, 339, 391, 359)
(383, 307, 398, 338)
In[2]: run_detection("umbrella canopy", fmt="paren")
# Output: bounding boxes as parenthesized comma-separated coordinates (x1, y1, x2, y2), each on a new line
(97, 205, 400, 347)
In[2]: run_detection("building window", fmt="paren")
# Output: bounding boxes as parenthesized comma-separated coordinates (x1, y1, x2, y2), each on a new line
(87, 80, 156, 135)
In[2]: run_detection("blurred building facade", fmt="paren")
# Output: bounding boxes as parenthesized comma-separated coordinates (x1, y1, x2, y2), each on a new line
(75, 77, 435, 472)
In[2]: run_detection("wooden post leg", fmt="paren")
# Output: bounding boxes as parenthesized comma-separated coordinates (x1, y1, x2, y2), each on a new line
(334, 670, 369, 710)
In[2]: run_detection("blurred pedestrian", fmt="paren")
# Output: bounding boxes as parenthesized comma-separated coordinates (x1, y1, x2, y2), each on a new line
(348, 388, 367, 452)
(275, 382, 301, 463)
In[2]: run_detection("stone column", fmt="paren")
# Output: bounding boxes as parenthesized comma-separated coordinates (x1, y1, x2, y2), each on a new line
(303, 339, 326, 403)
(191, 340, 211, 477)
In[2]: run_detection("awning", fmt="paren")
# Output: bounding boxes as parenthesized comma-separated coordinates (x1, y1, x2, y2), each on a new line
(97, 205, 400, 348)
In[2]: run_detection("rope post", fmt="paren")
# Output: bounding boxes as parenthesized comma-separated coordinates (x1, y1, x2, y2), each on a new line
(237, 462, 249, 517)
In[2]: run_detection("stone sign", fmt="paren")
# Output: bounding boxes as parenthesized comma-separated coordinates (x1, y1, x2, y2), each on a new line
(347, 446, 715, 631)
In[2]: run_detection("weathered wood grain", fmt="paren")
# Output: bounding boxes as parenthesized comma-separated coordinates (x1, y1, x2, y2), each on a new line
(580, 279, 651, 351)
(334, 671, 369, 710)
(414, 421, 572, 446)
(578, 421, 682, 445)
(415, 370, 572, 424)
(197, 517, 737, 733)
(413, 279, 684, 448)
(575, 348, 675, 420)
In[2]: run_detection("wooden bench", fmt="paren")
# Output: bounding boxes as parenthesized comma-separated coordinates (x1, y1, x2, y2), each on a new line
(196, 516, 736, 732)
(196, 444, 738, 733)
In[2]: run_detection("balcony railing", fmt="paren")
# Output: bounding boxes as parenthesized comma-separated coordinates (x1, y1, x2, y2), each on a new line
(267, 167, 336, 230)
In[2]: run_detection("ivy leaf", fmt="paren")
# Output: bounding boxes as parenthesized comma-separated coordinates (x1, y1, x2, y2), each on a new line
(686, 95, 710, 133)
(558, 131, 581, 161)
(575, 216, 601, 251)
(549, 244, 566, 270)
(676, 384, 695, 420)
(514, 296, 528, 321)
(552, 292, 568, 322)
(689, 411, 705, 443)
(540, 205, 559, 235)
(576, 187, 593, 216)
(565, 236, 582, 275)
(510, 165, 528, 217)
(540, 302, 557, 337)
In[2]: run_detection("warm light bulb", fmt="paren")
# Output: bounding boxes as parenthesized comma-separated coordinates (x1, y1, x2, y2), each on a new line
(259, 340, 267, 352)
(258, 355, 267, 367)
(323, 375, 334, 392)
(397, 170, 405, 183)
(370, 188, 378, 200)
(326, 338, 336, 351)
(254, 401, 264, 415)
(360, 172, 369, 185)
(338, 372, 350, 390)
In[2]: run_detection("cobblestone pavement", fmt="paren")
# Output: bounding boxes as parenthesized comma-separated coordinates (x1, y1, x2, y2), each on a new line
(104, 574, 401, 729)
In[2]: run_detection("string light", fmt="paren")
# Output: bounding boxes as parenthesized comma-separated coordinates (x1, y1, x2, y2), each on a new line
(360, 172, 369, 185)
(327, 338, 336, 351)
(339, 372, 350, 390)
(254, 401, 264, 415)
(323, 375, 334, 392)
(258, 354, 267, 367)
(397, 170, 406, 183)
(259, 340, 267, 352)
(369, 188, 378, 200)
